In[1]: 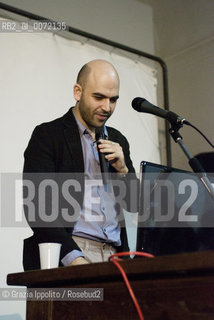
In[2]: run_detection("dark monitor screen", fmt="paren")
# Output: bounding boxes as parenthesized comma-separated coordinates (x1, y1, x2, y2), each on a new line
(136, 161, 214, 256)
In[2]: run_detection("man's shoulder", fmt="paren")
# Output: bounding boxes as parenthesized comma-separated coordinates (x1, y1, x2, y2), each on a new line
(33, 107, 74, 132)
(35, 117, 61, 131)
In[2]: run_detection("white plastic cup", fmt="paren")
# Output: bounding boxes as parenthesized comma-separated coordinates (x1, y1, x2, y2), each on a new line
(38, 243, 62, 269)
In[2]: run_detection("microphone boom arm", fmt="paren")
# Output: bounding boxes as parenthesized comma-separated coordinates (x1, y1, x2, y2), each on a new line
(169, 122, 214, 200)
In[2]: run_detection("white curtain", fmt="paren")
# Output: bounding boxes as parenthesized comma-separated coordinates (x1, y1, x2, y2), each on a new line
(0, 18, 160, 173)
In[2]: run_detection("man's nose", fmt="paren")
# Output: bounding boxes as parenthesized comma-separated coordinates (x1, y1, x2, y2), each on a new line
(101, 98, 111, 112)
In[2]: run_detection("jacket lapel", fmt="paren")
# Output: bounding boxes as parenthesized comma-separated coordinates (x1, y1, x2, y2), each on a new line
(62, 107, 84, 173)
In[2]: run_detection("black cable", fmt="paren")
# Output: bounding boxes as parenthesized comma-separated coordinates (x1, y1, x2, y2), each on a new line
(184, 120, 214, 148)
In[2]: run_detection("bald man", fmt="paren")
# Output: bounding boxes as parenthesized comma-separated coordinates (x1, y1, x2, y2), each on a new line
(23, 60, 137, 270)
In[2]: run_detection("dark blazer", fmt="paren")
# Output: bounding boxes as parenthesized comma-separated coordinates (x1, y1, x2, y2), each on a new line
(23, 107, 137, 270)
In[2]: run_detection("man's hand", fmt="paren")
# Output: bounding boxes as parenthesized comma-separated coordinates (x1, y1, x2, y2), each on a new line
(98, 139, 128, 175)
(69, 257, 89, 266)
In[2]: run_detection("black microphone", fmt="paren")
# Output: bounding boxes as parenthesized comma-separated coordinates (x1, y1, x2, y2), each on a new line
(132, 97, 186, 126)
(95, 127, 109, 185)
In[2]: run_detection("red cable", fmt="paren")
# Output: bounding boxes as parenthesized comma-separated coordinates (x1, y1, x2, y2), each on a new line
(109, 251, 155, 320)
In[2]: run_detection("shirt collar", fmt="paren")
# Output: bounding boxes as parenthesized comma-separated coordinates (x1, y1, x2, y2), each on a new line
(72, 109, 108, 140)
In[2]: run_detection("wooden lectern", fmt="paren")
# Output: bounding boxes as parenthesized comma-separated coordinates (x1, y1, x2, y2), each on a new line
(7, 251, 214, 320)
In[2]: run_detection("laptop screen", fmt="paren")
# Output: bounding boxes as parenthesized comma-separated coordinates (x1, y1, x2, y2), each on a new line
(136, 161, 214, 255)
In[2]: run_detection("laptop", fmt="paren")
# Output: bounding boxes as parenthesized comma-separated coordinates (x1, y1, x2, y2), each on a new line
(136, 161, 214, 256)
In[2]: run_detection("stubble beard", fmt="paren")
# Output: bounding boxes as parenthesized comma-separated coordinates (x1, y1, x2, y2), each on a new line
(78, 100, 110, 131)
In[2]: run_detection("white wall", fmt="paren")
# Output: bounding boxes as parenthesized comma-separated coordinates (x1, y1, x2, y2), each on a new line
(167, 39, 214, 170)
(1, 0, 154, 53)
(146, 0, 214, 170)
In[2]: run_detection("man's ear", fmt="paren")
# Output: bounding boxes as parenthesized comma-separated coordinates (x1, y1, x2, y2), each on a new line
(73, 84, 82, 102)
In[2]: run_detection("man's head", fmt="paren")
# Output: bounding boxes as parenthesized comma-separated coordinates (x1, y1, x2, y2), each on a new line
(73, 59, 120, 133)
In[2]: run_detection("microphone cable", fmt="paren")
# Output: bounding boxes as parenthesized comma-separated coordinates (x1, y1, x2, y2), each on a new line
(184, 120, 214, 148)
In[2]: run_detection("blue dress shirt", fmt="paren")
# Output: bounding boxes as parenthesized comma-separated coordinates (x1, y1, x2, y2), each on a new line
(61, 112, 121, 265)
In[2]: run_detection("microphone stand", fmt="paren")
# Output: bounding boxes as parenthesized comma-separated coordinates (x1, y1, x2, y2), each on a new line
(169, 121, 214, 200)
